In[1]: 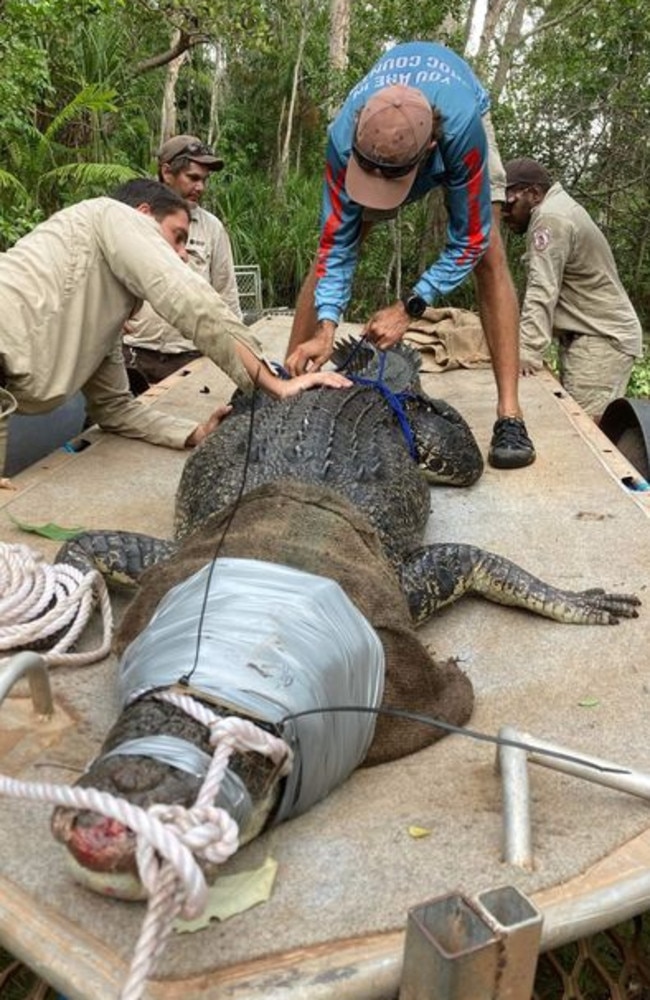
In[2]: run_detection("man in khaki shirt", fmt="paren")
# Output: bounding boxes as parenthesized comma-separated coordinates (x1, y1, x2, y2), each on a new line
(503, 157, 642, 422)
(124, 134, 243, 390)
(0, 179, 349, 479)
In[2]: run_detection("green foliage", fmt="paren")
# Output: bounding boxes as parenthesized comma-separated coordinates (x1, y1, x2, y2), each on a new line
(628, 348, 650, 399)
(0, 83, 138, 245)
(206, 166, 477, 318)
(0, 0, 648, 338)
(0, 203, 45, 249)
(0, 4, 148, 245)
(206, 171, 322, 306)
(493, 0, 650, 331)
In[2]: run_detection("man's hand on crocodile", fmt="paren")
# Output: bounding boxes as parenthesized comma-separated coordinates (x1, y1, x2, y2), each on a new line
(285, 320, 337, 375)
(363, 301, 411, 351)
(184, 404, 233, 448)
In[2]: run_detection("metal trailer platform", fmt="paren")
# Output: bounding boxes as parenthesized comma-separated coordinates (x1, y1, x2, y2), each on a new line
(0, 317, 648, 999)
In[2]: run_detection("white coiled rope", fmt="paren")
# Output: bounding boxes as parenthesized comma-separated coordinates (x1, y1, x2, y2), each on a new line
(0, 542, 113, 665)
(0, 689, 293, 1000)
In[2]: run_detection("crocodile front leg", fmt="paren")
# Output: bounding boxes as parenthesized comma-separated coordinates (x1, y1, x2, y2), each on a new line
(399, 543, 641, 626)
(56, 531, 177, 588)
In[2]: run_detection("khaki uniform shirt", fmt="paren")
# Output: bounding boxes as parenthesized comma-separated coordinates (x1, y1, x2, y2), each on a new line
(519, 182, 642, 369)
(124, 203, 243, 353)
(0, 198, 264, 450)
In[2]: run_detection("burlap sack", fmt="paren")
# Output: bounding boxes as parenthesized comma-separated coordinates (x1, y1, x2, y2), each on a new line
(117, 480, 474, 766)
(404, 306, 491, 373)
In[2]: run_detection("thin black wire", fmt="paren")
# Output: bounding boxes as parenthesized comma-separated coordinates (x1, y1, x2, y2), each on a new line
(178, 371, 262, 687)
(173, 354, 626, 778)
(177, 345, 362, 688)
(279, 705, 631, 775)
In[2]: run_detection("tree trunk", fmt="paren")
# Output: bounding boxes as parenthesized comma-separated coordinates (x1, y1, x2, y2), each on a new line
(463, 0, 480, 55)
(277, 18, 307, 191)
(329, 0, 350, 72)
(160, 30, 189, 144)
(418, 189, 448, 279)
(475, 0, 509, 69)
(328, 0, 350, 113)
(491, 0, 527, 100)
(207, 42, 226, 148)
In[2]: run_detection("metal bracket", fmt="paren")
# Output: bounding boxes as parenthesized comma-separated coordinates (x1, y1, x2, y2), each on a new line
(497, 724, 650, 870)
(399, 885, 542, 1000)
(0, 651, 53, 718)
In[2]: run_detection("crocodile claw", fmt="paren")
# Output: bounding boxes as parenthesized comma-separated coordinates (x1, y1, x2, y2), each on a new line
(569, 589, 641, 624)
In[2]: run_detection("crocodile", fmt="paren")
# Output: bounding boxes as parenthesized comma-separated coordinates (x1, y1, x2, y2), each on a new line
(51, 341, 640, 899)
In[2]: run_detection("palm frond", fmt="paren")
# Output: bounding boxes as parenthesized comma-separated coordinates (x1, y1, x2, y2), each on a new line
(0, 170, 28, 198)
(42, 84, 119, 145)
(39, 161, 141, 195)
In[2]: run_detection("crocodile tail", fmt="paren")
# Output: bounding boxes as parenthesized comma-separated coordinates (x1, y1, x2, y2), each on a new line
(331, 338, 422, 393)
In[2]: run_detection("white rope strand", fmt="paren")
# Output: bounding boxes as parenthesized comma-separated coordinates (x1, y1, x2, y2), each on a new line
(0, 689, 293, 1000)
(154, 690, 294, 776)
(120, 698, 293, 1000)
(0, 542, 113, 665)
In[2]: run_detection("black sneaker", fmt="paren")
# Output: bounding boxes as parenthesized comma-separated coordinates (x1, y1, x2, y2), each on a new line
(488, 417, 536, 469)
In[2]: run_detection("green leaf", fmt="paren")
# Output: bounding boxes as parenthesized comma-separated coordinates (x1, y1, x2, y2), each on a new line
(8, 515, 85, 541)
(577, 697, 600, 708)
(174, 857, 278, 932)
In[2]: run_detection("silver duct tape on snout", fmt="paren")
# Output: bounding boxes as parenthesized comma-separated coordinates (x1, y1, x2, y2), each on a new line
(118, 557, 386, 823)
(101, 735, 253, 829)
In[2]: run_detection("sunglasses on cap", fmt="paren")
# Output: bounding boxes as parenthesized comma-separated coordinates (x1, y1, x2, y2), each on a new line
(351, 143, 430, 179)
(175, 141, 215, 159)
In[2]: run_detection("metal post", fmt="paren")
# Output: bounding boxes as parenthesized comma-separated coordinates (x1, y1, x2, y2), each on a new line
(497, 725, 650, 871)
(517, 728, 650, 799)
(477, 885, 543, 999)
(399, 892, 500, 1000)
(0, 651, 53, 718)
(497, 725, 534, 869)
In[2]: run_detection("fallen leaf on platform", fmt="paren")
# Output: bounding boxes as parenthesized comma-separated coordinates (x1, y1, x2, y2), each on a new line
(9, 515, 85, 540)
(408, 825, 432, 839)
(174, 857, 278, 932)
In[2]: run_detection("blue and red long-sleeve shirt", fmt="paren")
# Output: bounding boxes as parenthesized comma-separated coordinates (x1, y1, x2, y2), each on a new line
(315, 41, 493, 325)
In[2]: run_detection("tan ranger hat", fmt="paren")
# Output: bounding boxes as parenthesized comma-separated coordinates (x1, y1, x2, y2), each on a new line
(159, 134, 224, 171)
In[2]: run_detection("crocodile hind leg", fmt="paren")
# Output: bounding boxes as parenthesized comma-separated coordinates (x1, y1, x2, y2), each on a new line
(399, 542, 641, 626)
(56, 531, 177, 588)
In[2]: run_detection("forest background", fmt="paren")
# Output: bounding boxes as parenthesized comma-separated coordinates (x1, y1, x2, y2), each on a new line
(1, 0, 649, 392)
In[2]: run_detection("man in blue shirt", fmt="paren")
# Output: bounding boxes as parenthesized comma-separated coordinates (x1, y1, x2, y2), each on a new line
(285, 41, 535, 469)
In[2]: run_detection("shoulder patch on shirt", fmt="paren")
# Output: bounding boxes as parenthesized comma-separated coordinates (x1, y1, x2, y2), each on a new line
(532, 227, 551, 252)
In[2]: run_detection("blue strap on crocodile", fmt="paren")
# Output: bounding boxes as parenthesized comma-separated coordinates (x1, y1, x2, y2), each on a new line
(273, 340, 418, 459)
(344, 349, 419, 460)
(270, 360, 291, 379)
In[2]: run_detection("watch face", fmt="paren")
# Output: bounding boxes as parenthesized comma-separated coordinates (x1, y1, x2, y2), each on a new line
(405, 293, 426, 317)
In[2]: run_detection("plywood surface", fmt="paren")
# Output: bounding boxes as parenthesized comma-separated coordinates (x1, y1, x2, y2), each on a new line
(0, 317, 648, 999)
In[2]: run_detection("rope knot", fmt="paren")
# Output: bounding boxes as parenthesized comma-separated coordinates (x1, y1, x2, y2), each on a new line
(136, 801, 239, 910)
(136, 801, 239, 921)
(209, 716, 294, 776)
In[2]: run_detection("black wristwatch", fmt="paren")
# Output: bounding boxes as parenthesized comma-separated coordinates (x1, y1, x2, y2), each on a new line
(401, 290, 428, 318)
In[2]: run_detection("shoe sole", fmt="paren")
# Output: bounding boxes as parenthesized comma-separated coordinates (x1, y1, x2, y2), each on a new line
(488, 450, 537, 469)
